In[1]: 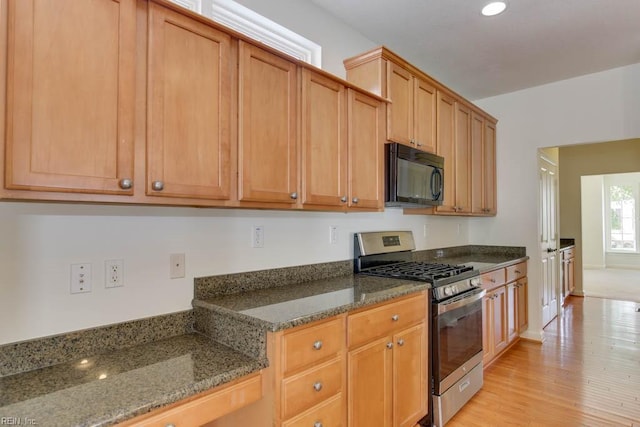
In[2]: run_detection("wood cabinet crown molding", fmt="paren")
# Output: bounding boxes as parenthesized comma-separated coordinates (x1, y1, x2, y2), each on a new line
(344, 45, 497, 124)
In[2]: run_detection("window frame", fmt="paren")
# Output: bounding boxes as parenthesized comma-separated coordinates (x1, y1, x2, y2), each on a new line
(604, 175, 639, 254)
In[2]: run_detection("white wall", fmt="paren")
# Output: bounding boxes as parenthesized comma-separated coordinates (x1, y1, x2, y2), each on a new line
(472, 62, 640, 341)
(233, 0, 375, 77)
(0, 203, 468, 344)
(581, 175, 605, 269)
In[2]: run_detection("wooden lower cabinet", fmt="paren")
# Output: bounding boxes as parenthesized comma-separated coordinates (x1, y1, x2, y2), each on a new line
(482, 285, 508, 367)
(561, 247, 575, 305)
(481, 261, 529, 368)
(347, 292, 428, 427)
(120, 372, 263, 426)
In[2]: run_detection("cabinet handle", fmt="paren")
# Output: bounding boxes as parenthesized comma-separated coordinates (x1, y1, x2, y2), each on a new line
(489, 278, 496, 283)
(340, 196, 347, 203)
(290, 192, 298, 200)
(314, 422, 323, 427)
(391, 314, 399, 321)
(386, 342, 393, 349)
(151, 181, 164, 191)
(313, 340, 323, 350)
(515, 270, 521, 274)
(118, 178, 133, 190)
(313, 381, 323, 392)
(397, 338, 405, 346)
(352, 197, 359, 204)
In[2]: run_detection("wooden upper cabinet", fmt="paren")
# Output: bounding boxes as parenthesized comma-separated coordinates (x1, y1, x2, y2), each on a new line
(147, 2, 231, 200)
(387, 63, 413, 146)
(435, 91, 456, 213)
(454, 102, 471, 213)
(238, 41, 298, 204)
(471, 112, 497, 215)
(301, 69, 348, 207)
(347, 89, 385, 210)
(386, 62, 436, 153)
(5, 0, 136, 194)
(413, 77, 437, 154)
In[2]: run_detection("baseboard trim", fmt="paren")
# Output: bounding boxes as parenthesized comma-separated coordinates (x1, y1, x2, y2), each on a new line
(520, 329, 545, 343)
(583, 264, 605, 270)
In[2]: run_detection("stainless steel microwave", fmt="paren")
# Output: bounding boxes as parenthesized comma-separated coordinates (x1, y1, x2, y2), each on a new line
(385, 143, 444, 207)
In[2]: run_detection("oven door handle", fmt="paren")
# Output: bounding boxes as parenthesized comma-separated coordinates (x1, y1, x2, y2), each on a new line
(437, 288, 486, 315)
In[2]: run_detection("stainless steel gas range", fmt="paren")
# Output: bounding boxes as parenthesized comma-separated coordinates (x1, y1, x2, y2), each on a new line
(354, 231, 485, 427)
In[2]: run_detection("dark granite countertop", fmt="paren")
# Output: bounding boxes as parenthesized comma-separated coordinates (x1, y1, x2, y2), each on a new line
(195, 274, 429, 333)
(560, 238, 576, 250)
(429, 255, 530, 273)
(0, 333, 266, 427)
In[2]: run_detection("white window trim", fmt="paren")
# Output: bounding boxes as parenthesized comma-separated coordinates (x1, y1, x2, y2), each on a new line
(604, 175, 640, 254)
(169, 0, 322, 67)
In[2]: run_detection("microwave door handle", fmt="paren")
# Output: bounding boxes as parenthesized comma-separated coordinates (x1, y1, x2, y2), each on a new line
(431, 168, 442, 200)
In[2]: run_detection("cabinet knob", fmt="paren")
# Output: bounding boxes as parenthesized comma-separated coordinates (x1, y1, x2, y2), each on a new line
(340, 196, 347, 203)
(290, 192, 298, 200)
(410, 139, 416, 145)
(515, 270, 521, 274)
(416, 141, 423, 147)
(352, 197, 359, 204)
(397, 338, 405, 346)
(391, 314, 399, 321)
(313, 340, 323, 350)
(152, 181, 164, 191)
(118, 178, 133, 190)
(386, 342, 393, 349)
(489, 278, 496, 283)
(314, 423, 323, 427)
(165, 424, 176, 427)
(313, 381, 323, 392)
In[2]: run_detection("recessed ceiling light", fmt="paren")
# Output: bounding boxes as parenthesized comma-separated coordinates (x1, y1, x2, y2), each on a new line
(482, 1, 507, 16)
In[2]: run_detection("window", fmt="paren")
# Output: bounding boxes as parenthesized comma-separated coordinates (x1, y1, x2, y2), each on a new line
(169, 0, 321, 67)
(605, 176, 639, 252)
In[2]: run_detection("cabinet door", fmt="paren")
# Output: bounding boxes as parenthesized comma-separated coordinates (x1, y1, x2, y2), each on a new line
(347, 89, 384, 210)
(506, 282, 518, 343)
(147, 3, 231, 199)
(482, 295, 493, 366)
(5, 0, 135, 194)
(454, 102, 471, 213)
(492, 286, 508, 355)
(471, 112, 485, 214)
(517, 278, 528, 332)
(301, 69, 347, 207)
(435, 91, 456, 213)
(413, 78, 437, 154)
(238, 41, 298, 203)
(483, 120, 497, 215)
(386, 62, 413, 146)
(393, 323, 427, 427)
(348, 336, 393, 427)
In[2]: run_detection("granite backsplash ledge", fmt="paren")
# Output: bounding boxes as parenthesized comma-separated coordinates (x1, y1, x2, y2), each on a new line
(194, 259, 353, 300)
(0, 310, 194, 377)
(413, 244, 526, 263)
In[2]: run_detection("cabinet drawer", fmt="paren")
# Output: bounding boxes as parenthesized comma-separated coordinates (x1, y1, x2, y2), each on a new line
(282, 317, 344, 375)
(282, 358, 343, 419)
(282, 393, 343, 427)
(506, 261, 527, 283)
(348, 292, 426, 349)
(479, 268, 506, 291)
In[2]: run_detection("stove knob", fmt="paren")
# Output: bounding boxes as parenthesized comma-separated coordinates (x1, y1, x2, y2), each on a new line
(444, 286, 453, 296)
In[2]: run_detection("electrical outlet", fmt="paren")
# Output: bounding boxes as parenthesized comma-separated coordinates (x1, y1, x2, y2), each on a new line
(170, 253, 186, 279)
(329, 226, 338, 244)
(105, 259, 124, 288)
(423, 223, 428, 237)
(70, 263, 92, 294)
(252, 226, 264, 248)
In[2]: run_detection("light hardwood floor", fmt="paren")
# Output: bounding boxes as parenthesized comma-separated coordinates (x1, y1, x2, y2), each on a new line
(448, 296, 640, 426)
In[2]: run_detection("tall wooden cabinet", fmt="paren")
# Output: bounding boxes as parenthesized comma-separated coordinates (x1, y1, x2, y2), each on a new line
(147, 2, 231, 200)
(4, 0, 136, 195)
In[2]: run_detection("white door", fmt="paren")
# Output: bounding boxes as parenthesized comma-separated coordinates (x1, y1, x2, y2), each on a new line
(539, 155, 559, 327)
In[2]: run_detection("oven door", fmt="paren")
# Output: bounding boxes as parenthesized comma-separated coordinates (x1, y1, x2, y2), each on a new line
(432, 287, 485, 394)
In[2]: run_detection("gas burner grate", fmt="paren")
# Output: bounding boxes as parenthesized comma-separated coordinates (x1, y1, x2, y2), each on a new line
(363, 262, 475, 283)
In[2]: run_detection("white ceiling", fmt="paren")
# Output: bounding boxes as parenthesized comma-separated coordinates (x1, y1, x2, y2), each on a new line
(308, 0, 640, 100)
